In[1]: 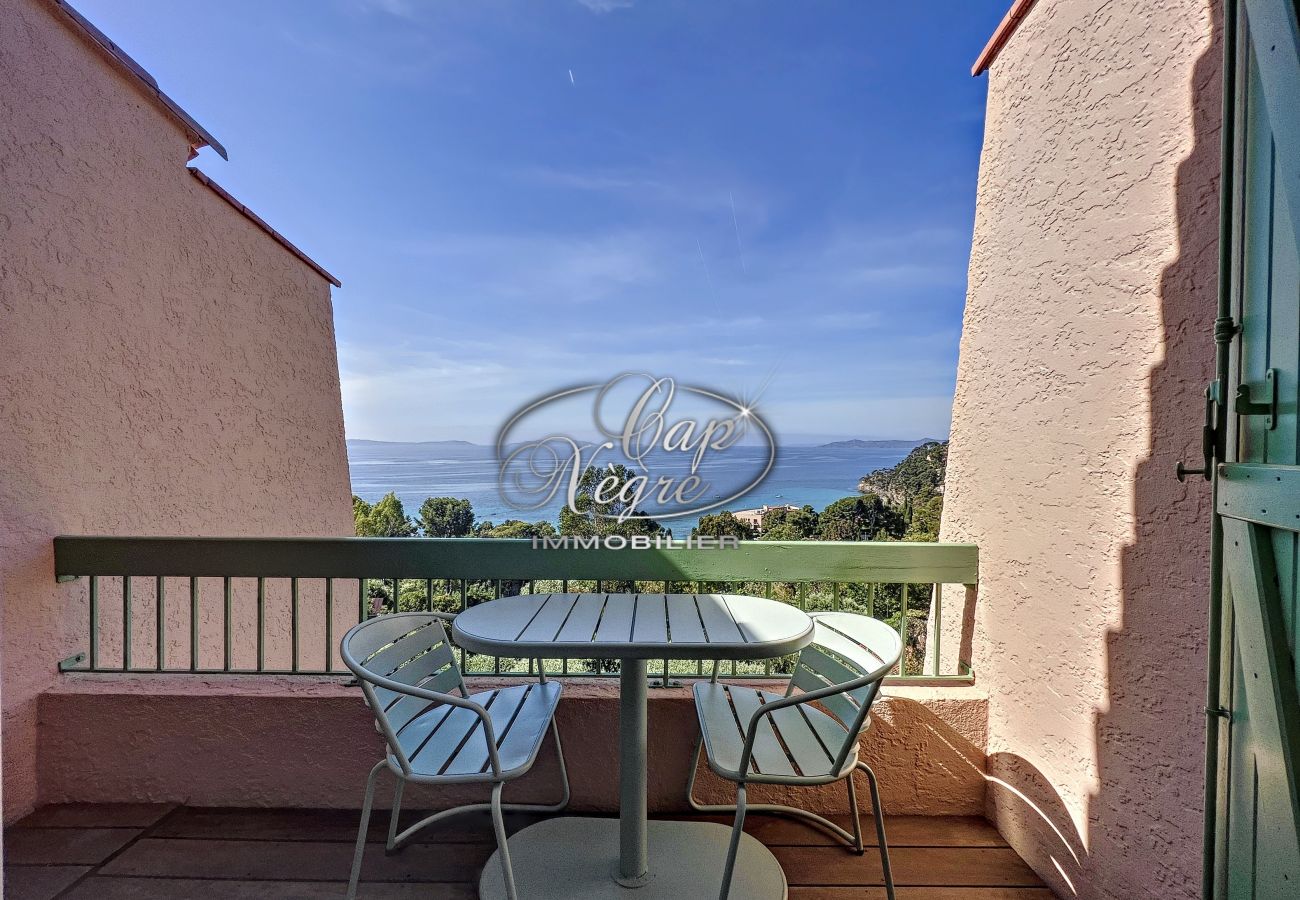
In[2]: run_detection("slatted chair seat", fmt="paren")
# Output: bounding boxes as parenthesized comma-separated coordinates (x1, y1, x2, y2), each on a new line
(687, 611, 903, 900)
(340, 611, 569, 900)
(394, 681, 562, 780)
(693, 682, 858, 783)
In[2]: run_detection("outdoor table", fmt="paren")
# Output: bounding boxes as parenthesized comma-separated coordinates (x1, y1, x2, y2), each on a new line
(453, 592, 814, 899)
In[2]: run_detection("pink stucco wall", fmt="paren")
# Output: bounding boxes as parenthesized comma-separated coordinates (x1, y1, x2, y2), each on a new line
(37, 677, 990, 817)
(0, 0, 354, 822)
(941, 0, 1221, 897)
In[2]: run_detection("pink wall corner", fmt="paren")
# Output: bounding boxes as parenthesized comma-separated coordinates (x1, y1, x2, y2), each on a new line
(0, 0, 353, 822)
(941, 0, 1220, 896)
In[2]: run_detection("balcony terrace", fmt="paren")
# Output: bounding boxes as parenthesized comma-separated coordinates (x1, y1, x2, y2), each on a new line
(0, 536, 1041, 898)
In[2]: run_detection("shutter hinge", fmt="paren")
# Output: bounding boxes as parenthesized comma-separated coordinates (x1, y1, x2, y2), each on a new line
(1234, 368, 1277, 429)
(1176, 382, 1219, 482)
(1214, 316, 1239, 344)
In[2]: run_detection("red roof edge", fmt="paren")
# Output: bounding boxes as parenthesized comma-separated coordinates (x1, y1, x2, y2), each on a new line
(188, 168, 342, 288)
(972, 0, 1038, 76)
(51, 0, 229, 160)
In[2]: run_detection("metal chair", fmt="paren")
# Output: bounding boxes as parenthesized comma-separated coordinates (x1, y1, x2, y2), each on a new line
(686, 611, 903, 900)
(341, 611, 569, 900)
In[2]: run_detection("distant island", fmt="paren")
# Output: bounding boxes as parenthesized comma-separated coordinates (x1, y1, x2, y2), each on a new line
(818, 438, 939, 450)
(347, 437, 945, 451)
(347, 439, 479, 447)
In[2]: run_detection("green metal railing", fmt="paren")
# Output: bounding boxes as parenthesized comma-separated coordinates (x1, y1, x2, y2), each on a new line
(53, 536, 977, 682)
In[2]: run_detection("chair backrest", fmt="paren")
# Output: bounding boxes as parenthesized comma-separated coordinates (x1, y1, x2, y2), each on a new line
(787, 612, 902, 768)
(340, 612, 466, 771)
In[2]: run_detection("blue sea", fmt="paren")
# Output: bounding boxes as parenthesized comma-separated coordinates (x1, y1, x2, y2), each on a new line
(347, 441, 914, 536)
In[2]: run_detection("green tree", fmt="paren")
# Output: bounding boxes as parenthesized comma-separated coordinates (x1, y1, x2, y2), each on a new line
(761, 504, 819, 538)
(759, 523, 806, 541)
(817, 494, 902, 541)
(904, 494, 944, 542)
(478, 519, 557, 539)
(418, 497, 475, 537)
(558, 465, 668, 538)
(692, 511, 755, 540)
(352, 492, 416, 537)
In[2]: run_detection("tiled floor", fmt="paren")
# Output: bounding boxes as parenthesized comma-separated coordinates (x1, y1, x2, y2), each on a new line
(4, 804, 1052, 899)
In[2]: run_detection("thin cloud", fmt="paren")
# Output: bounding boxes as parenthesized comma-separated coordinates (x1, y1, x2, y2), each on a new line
(576, 0, 635, 12)
(512, 165, 771, 223)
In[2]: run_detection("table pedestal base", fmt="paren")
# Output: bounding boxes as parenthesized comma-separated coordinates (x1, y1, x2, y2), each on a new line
(477, 817, 787, 899)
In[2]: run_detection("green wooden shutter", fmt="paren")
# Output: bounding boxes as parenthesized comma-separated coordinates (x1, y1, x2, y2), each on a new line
(1210, 2, 1300, 896)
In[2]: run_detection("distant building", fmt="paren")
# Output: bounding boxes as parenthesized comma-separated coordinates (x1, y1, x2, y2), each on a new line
(730, 504, 799, 534)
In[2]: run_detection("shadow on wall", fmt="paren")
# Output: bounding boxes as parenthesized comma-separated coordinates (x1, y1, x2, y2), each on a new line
(1094, 3, 1222, 897)
(988, 8, 1222, 897)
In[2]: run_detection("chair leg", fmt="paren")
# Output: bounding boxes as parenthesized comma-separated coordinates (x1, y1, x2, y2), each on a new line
(687, 732, 860, 850)
(387, 718, 571, 851)
(347, 760, 386, 900)
(550, 717, 571, 811)
(845, 774, 864, 854)
(386, 778, 405, 853)
(718, 783, 747, 900)
(859, 762, 895, 900)
(684, 732, 704, 803)
(491, 781, 519, 900)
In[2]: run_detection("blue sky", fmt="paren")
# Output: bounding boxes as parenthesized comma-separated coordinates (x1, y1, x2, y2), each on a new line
(78, 0, 1006, 445)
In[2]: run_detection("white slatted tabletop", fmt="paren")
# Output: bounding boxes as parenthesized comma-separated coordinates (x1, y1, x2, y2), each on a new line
(452, 592, 813, 661)
(453, 592, 812, 900)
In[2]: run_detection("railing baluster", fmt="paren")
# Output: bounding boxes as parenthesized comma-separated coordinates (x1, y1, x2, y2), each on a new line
(458, 580, 468, 670)
(358, 578, 367, 623)
(898, 583, 909, 676)
(760, 581, 772, 678)
(425, 578, 433, 612)
(223, 577, 232, 672)
(832, 582, 841, 612)
(291, 577, 300, 673)
(256, 577, 266, 672)
(325, 578, 334, 673)
(156, 575, 166, 671)
(190, 577, 200, 672)
(123, 576, 133, 671)
(89, 575, 99, 670)
(868, 583, 876, 617)
(931, 583, 941, 676)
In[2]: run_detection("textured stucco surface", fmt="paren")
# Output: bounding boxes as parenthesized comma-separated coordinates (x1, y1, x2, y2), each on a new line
(940, 1, 1221, 897)
(38, 677, 988, 815)
(0, 0, 353, 821)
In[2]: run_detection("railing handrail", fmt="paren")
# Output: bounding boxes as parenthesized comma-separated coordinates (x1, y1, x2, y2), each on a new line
(54, 536, 978, 585)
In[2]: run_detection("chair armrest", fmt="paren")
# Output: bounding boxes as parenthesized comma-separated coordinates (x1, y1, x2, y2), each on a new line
(365, 670, 504, 776)
(736, 677, 879, 777)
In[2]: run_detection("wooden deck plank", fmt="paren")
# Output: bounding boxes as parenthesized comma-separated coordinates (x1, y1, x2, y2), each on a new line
(100, 838, 491, 882)
(775, 846, 1044, 887)
(679, 813, 1010, 848)
(152, 806, 540, 844)
(3, 865, 92, 900)
(62, 878, 474, 900)
(11, 803, 174, 829)
(790, 890, 1058, 900)
(3, 828, 141, 865)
